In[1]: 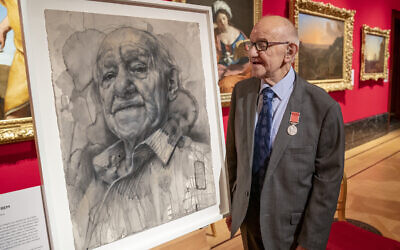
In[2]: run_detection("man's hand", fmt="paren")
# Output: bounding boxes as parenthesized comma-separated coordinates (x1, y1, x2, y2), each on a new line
(225, 215, 232, 231)
(296, 245, 306, 250)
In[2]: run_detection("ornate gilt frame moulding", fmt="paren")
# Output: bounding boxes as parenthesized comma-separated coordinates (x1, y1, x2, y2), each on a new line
(0, 118, 34, 144)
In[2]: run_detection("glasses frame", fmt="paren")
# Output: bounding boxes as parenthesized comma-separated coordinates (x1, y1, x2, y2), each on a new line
(245, 40, 289, 51)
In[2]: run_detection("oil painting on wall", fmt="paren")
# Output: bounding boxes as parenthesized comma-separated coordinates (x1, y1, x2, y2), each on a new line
(174, 0, 262, 105)
(360, 24, 390, 81)
(290, 0, 355, 92)
(298, 13, 344, 81)
(0, 4, 13, 120)
(0, 1, 33, 144)
(364, 34, 384, 73)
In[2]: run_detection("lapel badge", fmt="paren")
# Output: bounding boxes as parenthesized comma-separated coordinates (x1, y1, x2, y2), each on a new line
(287, 112, 300, 136)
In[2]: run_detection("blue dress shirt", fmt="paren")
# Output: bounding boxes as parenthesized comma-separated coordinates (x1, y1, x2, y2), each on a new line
(255, 67, 295, 151)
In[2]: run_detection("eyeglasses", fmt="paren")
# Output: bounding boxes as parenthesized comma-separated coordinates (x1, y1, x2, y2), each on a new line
(243, 40, 289, 51)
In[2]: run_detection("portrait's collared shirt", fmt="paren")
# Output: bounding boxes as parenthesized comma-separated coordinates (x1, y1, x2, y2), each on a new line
(255, 66, 295, 150)
(84, 120, 216, 248)
(92, 120, 184, 184)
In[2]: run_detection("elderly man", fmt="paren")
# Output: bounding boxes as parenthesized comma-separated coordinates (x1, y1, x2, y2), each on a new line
(71, 27, 216, 249)
(226, 16, 345, 250)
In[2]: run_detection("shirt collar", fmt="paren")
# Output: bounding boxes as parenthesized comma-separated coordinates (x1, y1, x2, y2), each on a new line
(92, 120, 183, 183)
(259, 67, 295, 100)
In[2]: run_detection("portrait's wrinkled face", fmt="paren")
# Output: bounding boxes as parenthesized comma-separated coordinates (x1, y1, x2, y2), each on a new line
(96, 28, 169, 142)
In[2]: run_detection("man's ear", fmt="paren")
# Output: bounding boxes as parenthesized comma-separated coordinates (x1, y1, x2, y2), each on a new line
(168, 67, 179, 102)
(284, 43, 298, 63)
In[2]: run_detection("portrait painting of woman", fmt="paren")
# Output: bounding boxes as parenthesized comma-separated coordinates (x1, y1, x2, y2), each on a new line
(173, 0, 260, 103)
(213, 0, 251, 94)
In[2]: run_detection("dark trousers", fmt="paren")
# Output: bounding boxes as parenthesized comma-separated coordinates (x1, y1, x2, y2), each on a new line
(240, 179, 264, 250)
(240, 179, 300, 250)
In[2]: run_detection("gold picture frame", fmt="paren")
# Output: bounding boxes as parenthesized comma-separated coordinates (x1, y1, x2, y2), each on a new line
(290, 0, 355, 92)
(0, 117, 34, 144)
(360, 24, 390, 81)
(173, 0, 263, 106)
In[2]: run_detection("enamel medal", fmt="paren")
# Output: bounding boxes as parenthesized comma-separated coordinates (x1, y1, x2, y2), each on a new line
(287, 112, 300, 136)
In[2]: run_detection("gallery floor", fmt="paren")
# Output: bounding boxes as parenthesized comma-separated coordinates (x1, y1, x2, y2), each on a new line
(154, 129, 400, 250)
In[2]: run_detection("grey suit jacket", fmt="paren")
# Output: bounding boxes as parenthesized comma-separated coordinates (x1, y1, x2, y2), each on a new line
(226, 74, 345, 250)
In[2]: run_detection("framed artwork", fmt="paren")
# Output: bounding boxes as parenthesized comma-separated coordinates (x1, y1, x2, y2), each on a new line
(290, 0, 355, 92)
(173, 0, 263, 106)
(19, 0, 228, 249)
(0, 2, 33, 144)
(360, 24, 390, 81)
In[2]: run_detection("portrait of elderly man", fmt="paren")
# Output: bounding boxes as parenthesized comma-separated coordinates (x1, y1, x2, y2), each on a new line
(82, 27, 216, 249)
(44, 10, 217, 249)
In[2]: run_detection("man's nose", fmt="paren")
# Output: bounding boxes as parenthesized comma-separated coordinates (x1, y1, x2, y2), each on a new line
(114, 69, 136, 96)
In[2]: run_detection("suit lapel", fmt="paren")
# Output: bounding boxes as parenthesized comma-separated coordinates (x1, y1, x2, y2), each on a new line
(246, 78, 261, 169)
(264, 74, 304, 181)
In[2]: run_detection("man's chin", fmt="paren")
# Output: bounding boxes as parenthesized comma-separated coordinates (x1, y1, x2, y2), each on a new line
(251, 70, 266, 79)
(251, 65, 266, 77)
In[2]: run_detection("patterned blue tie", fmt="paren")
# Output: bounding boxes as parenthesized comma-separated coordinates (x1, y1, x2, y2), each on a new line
(252, 87, 274, 176)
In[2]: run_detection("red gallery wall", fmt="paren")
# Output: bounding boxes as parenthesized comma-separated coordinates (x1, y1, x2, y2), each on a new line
(261, 0, 400, 124)
(0, 141, 40, 194)
(1, 0, 400, 193)
(220, 0, 400, 135)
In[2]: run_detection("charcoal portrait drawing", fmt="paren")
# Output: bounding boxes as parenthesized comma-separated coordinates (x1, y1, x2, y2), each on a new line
(44, 10, 216, 249)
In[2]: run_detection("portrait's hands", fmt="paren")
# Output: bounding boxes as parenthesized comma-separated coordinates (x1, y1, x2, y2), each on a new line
(296, 245, 306, 250)
(0, 16, 11, 50)
(225, 215, 232, 231)
(217, 64, 227, 79)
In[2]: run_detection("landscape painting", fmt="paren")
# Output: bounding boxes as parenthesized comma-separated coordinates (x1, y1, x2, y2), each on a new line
(364, 34, 385, 73)
(290, 0, 355, 92)
(298, 13, 344, 81)
(360, 24, 390, 81)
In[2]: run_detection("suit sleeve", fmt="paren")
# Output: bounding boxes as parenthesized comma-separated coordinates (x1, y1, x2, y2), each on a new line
(226, 85, 238, 200)
(297, 102, 345, 250)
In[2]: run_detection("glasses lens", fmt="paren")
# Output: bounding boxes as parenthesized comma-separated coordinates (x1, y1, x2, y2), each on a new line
(255, 41, 268, 51)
